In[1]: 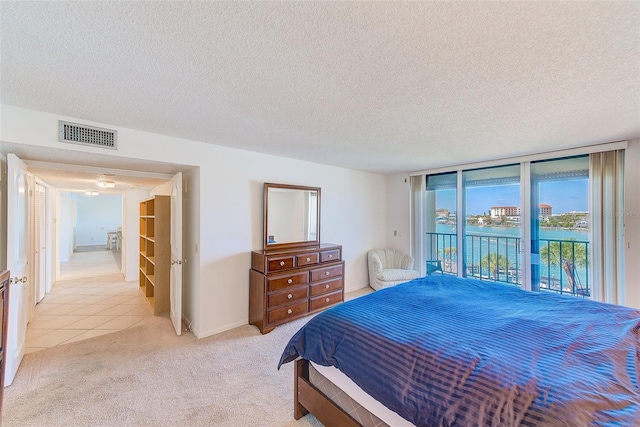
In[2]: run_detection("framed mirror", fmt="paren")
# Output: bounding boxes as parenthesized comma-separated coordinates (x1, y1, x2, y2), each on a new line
(264, 183, 321, 249)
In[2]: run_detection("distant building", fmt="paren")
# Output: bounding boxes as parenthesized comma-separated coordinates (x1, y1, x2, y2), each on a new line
(539, 204, 552, 217)
(490, 206, 520, 218)
(490, 204, 553, 219)
(435, 209, 449, 219)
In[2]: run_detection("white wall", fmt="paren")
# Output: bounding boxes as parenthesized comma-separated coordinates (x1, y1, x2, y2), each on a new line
(0, 154, 6, 271)
(385, 140, 640, 309)
(0, 105, 385, 338)
(151, 181, 171, 197)
(73, 194, 121, 247)
(57, 192, 74, 263)
(196, 146, 384, 336)
(385, 173, 412, 252)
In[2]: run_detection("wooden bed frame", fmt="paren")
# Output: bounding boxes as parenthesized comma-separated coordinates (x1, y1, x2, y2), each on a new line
(294, 358, 362, 427)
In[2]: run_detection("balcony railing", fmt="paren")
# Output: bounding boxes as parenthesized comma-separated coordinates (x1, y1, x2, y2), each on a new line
(426, 232, 590, 297)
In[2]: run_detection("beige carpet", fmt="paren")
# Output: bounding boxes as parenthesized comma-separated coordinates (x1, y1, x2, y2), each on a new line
(3, 316, 323, 427)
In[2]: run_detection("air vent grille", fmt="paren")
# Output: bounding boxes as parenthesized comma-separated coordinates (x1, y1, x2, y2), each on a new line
(59, 121, 117, 149)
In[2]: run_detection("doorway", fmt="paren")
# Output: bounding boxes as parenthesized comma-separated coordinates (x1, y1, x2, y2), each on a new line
(26, 188, 161, 352)
(3, 148, 195, 385)
(61, 192, 123, 273)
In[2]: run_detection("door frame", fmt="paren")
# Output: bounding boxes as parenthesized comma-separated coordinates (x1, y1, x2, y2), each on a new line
(33, 180, 54, 307)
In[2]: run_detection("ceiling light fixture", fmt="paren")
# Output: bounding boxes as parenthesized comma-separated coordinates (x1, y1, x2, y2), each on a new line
(97, 173, 116, 188)
(97, 180, 115, 188)
(85, 191, 99, 195)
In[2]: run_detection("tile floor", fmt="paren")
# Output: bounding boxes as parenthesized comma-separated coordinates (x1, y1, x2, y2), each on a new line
(26, 249, 375, 354)
(25, 249, 165, 354)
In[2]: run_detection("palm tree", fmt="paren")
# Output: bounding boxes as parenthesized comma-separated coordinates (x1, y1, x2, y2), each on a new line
(539, 239, 587, 267)
(480, 253, 508, 279)
(442, 247, 457, 262)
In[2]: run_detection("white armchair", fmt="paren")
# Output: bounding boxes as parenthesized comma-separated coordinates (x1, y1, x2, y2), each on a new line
(367, 249, 421, 291)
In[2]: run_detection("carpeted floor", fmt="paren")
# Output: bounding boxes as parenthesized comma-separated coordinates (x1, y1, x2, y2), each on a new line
(3, 316, 323, 427)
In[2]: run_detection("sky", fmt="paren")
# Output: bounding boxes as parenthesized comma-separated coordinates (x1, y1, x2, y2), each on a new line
(436, 179, 589, 215)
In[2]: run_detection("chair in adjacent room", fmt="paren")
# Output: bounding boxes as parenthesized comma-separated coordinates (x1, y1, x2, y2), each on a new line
(367, 248, 421, 291)
(107, 230, 119, 250)
(426, 260, 444, 276)
(107, 227, 122, 250)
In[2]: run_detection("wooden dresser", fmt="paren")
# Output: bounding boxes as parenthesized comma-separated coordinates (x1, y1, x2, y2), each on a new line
(249, 243, 344, 334)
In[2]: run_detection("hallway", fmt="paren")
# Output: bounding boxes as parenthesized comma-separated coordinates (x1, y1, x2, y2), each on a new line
(25, 249, 165, 354)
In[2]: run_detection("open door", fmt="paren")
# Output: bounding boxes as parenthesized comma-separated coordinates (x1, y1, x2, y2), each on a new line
(169, 172, 182, 336)
(5, 154, 31, 386)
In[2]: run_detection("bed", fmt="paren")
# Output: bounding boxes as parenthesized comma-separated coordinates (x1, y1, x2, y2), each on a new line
(278, 275, 640, 426)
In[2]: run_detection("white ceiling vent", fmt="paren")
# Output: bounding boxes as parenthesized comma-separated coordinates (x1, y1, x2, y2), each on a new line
(59, 121, 117, 150)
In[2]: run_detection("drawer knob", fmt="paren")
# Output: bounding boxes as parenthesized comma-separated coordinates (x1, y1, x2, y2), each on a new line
(280, 261, 285, 267)
(325, 284, 330, 289)
(306, 257, 311, 262)
(329, 254, 333, 259)
(325, 298, 330, 303)
(287, 308, 293, 315)
(287, 293, 293, 299)
(287, 279, 293, 284)
(325, 271, 330, 276)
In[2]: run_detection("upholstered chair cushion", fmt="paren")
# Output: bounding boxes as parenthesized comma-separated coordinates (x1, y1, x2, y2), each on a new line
(376, 269, 421, 282)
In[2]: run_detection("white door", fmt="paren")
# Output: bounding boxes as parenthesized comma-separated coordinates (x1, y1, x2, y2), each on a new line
(169, 172, 183, 336)
(5, 154, 31, 386)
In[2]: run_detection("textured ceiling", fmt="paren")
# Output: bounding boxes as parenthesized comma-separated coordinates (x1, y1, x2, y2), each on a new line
(1, 1, 639, 176)
(23, 166, 170, 195)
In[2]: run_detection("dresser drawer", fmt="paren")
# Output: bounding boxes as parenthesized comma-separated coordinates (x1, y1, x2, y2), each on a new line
(268, 286, 308, 308)
(320, 249, 341, 263)
(296, 252, 319, 267)
(267, 272, 309, 292)
(309, 278, 343, 297)
(268, 300, 308, 324)
(310, 264, 343, 282)
(267, 256, 295, 272)
(310, 290, 343, 311)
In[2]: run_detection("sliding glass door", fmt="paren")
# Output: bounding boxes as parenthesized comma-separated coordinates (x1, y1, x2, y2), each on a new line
(530, 156, 589, 295)
(425, 173, 457, 274)
(462, 165, 521, 285)
(422, 156, 593, 299)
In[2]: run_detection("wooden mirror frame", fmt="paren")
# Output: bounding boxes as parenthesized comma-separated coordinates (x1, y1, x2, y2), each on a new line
(264, 183, 321, 250)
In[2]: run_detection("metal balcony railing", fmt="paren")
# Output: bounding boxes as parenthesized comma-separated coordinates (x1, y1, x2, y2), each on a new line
(425, 232, 590, 297)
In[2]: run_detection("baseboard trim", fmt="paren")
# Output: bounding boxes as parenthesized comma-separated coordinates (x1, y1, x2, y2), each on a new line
(193, 319, 249, 339)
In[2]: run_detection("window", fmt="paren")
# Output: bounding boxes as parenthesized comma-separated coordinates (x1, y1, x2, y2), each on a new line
(414, 144, 625, 303)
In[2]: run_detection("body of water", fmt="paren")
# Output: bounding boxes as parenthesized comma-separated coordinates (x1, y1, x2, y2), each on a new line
(437, 224, 589, 241)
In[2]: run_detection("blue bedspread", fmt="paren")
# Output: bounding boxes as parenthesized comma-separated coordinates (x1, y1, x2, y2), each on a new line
(279, 275, 640, 426)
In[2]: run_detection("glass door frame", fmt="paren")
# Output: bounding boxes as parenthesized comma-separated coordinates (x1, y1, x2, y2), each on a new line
(520, 162, 533, 291)
(416, 141, 625, 293)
